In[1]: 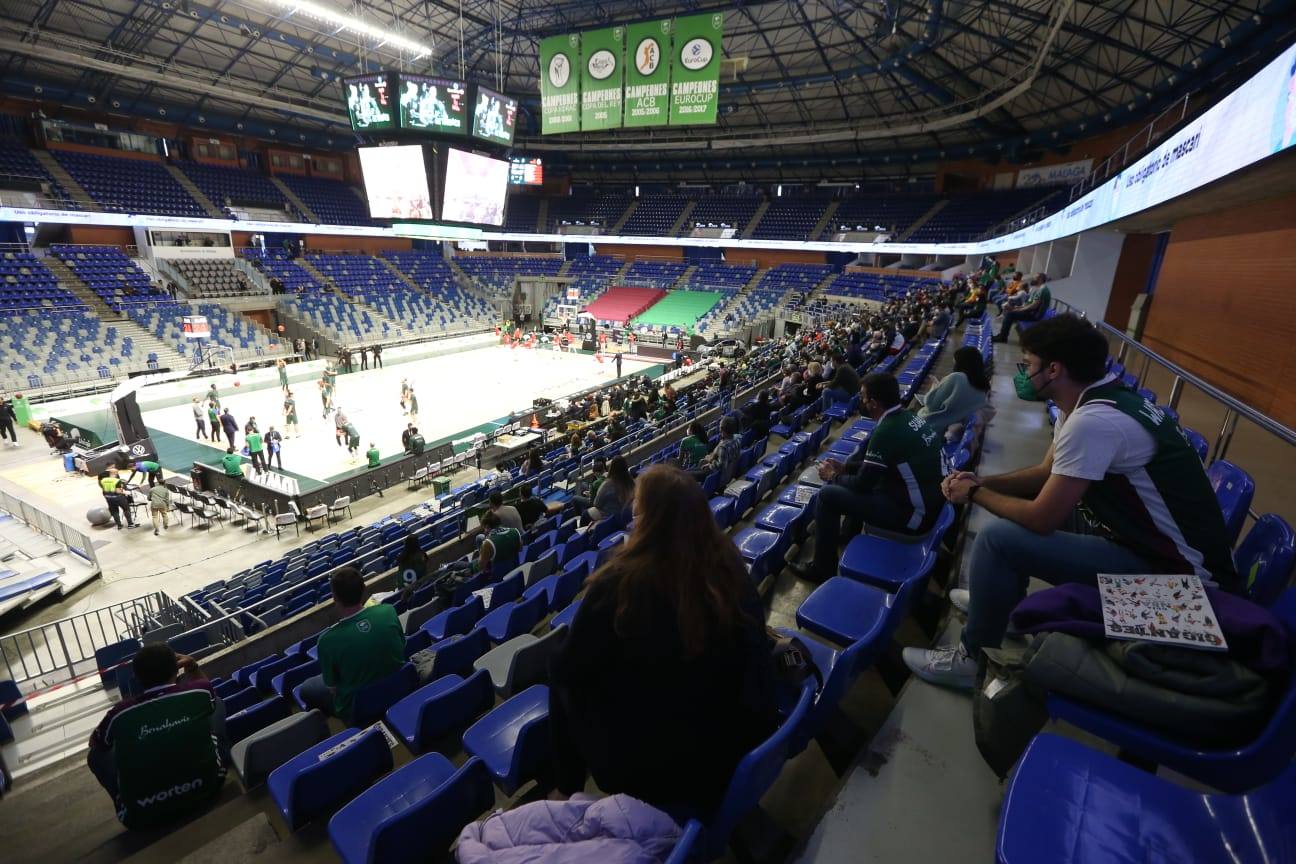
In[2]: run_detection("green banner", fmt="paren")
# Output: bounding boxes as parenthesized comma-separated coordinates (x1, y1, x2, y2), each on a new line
(579, 26, 624, 131)
(623, 20, 672, 128)
(539, 33, 581, 134)
(669, 12, 723, 125)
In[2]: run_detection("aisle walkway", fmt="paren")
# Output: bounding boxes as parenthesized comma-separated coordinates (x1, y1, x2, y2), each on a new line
(794, 338, 1051, 864)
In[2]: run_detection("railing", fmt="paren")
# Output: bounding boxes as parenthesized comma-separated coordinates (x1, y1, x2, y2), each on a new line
(0, 479, 98, 568)
(0, 591, 199, 686)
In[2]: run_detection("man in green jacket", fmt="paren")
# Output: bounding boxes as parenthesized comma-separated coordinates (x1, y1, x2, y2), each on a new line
(220, 448, 244, 477)
(298, 567, 404, 722)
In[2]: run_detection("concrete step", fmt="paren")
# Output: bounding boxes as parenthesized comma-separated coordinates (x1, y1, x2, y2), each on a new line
(164, 163, 223, 218)
(31, 151, 101, 211)
(897, 199, 948, 241)
(811, 200, 841, 241)
(611, 200, 638, 233)
(269, 176, 319, 223)
(741, 200, 770, 239)
(669, 199, 697, 237)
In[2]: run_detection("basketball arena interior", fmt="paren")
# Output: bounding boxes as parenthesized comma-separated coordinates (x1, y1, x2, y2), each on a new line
(0, 1, 1294, 861)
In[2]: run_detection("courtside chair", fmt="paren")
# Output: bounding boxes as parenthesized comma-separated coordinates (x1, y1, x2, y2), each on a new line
(996, 733, 1296, 864)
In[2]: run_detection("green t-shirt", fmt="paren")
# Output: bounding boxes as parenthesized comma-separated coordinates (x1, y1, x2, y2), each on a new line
(136, 460, 160, 473)
(246, 432, 263, 453)
(859, 407, 945, 532)
(1032, 285, 1051, 310)
(317, 603, 405, 721)
(366, 447, 381, 468)
(680, 436, 709, 469)
(207, 407, 219, 424)
(220, 453, 243, 476)
(483, 526, 522, 575)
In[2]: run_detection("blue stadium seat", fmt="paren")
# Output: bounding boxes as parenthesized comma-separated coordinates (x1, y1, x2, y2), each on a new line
(461, 684, 551, 795)
(550, 600, 582, 630)
(1045, 588, 1296, 794)
(479, 592, 547, 645)
(268, 726, 393, 830)
(732, 527, 786, 583)
(95, 638, 140, 690)
(384, 669, 495, 755)
(795, 577, 906, 646)
(328, 755, 495, 864)
(1182, 427, 1210, 462)
(709, 496, 737, 530)
(421, 594, 485, 641)
(996, 733, 1296, 864)
(427, 627, 491, 679)
(226, 696, 293, 747)
(1234, 514, 1296, 607)
(220, 686, 263, 717)
(1207, 459, 1256, 545)
(836, 504, 955, 591)
(350, 663, 418, 728)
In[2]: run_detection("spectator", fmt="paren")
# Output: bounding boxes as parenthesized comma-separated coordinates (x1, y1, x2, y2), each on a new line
(817, 350, 861, 411)
(523, 447, 545, 477)
(789, 373, 944, 584)
(587, 456, 635, 523)
(679, 420, 712, 471)
(220, 447, 244, 478)
(993, 276, 1051, 343)
(148, 482, 171, 535)
(488, 492, 524, 534)
(86, 645, 226, 829)
(917, 346, 991, 438)
(219, 409, 238, 449)
(697, 416, 741, 485)
(955, 283, 987, 327)
(515, 485, 547, 528)
(395, 535, 427, 591)
(906, 315, 1241, 688)
(478, 510, 522, 577)
(299, 567, 404, 721)
(742, 389, 775, 437)
(928, 305, 953, 341)
(550, 465, 777, 816)
(366, 442, 381, 469)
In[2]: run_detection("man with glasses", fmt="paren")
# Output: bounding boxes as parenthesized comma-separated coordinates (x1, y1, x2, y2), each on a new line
(904, 314, 1240, 689)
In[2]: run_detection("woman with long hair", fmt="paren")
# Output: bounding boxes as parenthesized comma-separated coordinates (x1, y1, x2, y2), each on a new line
(917, 345, 991, 437)
(550, 465, 777, 816)
(585, 455, 634, 523)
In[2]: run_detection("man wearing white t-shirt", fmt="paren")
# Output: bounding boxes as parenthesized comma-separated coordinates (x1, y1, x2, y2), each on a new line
(904, 314, 1239, 689)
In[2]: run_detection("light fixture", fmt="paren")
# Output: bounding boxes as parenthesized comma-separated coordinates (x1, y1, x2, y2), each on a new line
(253, 0, 433, 58)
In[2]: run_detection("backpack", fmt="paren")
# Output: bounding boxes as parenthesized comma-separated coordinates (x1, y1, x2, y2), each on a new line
(972, 638, 1048, 779)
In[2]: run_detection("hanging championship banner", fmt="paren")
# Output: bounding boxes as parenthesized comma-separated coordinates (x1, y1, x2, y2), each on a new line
(579, 26, 624, 131)
(623, 20, 672, 128)
(540, 34, 581, 134)
(669, 12, 723, 125)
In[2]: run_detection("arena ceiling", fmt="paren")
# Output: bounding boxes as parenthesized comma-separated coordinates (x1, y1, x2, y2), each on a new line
(0, 0, 1293, 179)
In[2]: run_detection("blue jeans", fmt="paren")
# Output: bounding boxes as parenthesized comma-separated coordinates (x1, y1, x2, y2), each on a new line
(821, 387, 852, 411)
(961, 518, 1152, 655)
(298, 674, 336, 717)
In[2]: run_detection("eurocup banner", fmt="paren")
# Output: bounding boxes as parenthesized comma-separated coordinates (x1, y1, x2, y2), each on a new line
(580, 27, 625, 131)
(539, 34, 581, 134)
(668, 13, 724, 125)
(624, 20, 673, 127)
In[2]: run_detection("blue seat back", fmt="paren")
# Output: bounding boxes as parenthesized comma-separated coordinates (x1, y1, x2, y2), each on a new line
(412, 669, 495, 750)
(226, 695, 292, 746)
(363, 757, 495, 863)
(1234, 515, 1296, 607)
(1207, 459, 1256, 545)
(432, 627, 491, 679)
(351, 663, 418, 727)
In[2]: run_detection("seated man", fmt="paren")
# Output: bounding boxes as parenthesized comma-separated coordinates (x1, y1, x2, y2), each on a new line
(697, 416, 741, 486)
(478, 509, 522, 577)
(817, 351, 861, 412)
(905, 314, 1240, 688)
(299, 567, 405, 722)
(87, 645, 227, 830)
(790, 373, 945, 583)
(220, 447, 244, 477)
(514, 484, 547, 529)
(993, 276, 1051, 343)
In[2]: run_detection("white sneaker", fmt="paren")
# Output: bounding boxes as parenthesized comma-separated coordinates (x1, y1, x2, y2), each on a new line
(902, 643, 977, 690)
(949, 588, 970, 614)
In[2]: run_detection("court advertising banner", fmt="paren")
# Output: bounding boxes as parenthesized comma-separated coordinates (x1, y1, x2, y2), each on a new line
(580, 26, 625, 131)
(540, 34, 581, 134)
(669, 12, 723, 125)
(624, 20, 672, 128)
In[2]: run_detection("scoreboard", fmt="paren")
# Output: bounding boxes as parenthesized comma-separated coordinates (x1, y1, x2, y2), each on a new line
(509, 157, 544, 185)
(343, 73, 396, 132)
(396, 74, 468, 135)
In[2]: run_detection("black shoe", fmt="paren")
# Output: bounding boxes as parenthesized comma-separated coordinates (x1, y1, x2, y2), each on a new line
(784, 560, 826, 583)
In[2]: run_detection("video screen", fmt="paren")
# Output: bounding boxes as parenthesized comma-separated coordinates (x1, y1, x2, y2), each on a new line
(397, 74, 468, 134)
(358, 145, 433, 220)
(471, 86, 517, 146)
(509, 157, 543, 185)
(442, 148, 509, 225)
(343, 74, 395, 132)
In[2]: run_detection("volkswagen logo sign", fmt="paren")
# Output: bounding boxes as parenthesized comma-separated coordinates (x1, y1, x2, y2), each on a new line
(130, 444, 146, 456)
(548, 53, 571, 88)
(679, 37, 714, 71)
(587, 49, 617, 81)
(635, 38, 660, 76)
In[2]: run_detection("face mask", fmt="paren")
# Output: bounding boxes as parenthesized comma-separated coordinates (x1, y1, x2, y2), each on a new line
(1013, 363, 1050, 402)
